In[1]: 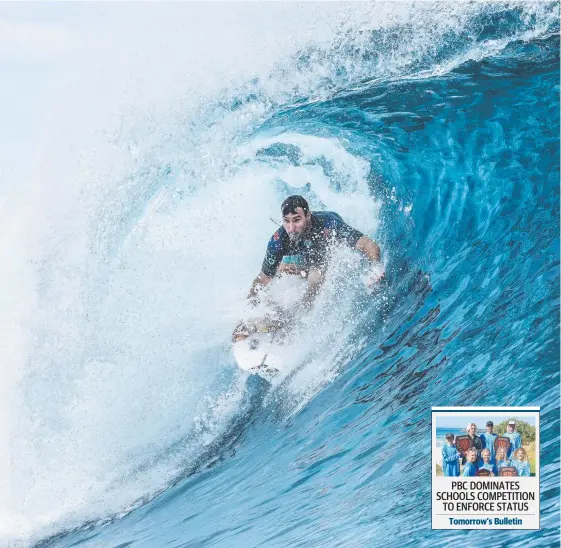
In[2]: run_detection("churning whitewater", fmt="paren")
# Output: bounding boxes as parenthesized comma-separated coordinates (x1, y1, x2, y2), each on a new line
(1, 3, 559, 547)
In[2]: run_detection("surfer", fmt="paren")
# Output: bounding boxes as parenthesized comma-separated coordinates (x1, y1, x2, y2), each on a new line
(232, 195, 384, 342)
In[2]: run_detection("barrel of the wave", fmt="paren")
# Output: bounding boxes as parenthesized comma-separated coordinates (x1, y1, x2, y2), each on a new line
(232, 256, 307, 380)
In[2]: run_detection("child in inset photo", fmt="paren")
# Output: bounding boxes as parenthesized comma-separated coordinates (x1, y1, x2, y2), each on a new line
(462, 448, 478, 476)
(441, 433, 460, 477)
(478, 448, 497, 476)
(511, 447, 531, 476)
(496, 446, 511, 470)
(480, 421, 498, 464)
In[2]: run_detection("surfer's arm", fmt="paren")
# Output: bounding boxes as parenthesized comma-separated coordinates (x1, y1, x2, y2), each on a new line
(327, 216, 384, 281)
(300, 267, 325, 310)
(232, 272, 273, 342)
(356, 235, 381, 262)
(248, 272, 273, 300)
(356, 235, 385, 284)
(258, 230, 285, 285)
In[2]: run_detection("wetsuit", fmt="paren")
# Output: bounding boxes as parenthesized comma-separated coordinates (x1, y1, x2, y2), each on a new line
(261, 211, 364, 277)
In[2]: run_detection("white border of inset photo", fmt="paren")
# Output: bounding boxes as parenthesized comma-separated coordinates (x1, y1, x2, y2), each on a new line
(431, 407, 540, 530)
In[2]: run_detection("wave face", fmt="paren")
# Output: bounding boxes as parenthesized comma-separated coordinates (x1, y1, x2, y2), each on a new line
(2, 3, 559, 547)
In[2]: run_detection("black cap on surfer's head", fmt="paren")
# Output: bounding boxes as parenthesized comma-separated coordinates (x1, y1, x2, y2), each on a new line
(486, 421, 494, 427)
(281, 195, 309, 217)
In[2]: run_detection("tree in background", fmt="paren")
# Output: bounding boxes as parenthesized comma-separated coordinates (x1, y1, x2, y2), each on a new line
(496, 419, 536, 443)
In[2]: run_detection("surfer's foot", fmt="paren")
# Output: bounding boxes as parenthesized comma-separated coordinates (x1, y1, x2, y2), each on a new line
(232, 321, 253, 342)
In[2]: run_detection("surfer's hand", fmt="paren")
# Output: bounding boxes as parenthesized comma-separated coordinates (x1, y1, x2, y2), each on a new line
(364, 263, 385, 291)
(232, 322, 251, 342)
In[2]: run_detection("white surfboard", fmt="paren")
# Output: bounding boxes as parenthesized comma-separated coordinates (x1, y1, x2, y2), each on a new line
(233, 330, 285, 378)
(233, 273, 306, 379)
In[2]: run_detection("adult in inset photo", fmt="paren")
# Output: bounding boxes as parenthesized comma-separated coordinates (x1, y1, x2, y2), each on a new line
(511, 447, 531, 476)
(441, 433, 461, 477)
(461, 423, 483, 466)
(503, 420, 522, 458)
(480, 421, 498, 464)
(462, 449, 478, 476)
(496, 446, 512, 470)
(479, 449, 497, 476)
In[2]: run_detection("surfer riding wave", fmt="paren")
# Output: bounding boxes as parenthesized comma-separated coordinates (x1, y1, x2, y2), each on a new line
(232, 195, 385, 343)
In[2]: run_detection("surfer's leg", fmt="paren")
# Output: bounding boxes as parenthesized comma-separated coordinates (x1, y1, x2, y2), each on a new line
(303, 266, 325, 309)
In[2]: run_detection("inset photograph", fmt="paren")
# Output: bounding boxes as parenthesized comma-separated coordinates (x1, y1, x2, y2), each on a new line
(434, 414, 536, 477)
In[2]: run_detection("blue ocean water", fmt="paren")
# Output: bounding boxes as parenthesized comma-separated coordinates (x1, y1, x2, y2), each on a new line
(8, 3, 559, 548)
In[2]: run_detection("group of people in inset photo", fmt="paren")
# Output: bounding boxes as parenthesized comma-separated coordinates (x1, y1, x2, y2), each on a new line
(440, 420, 533, 477)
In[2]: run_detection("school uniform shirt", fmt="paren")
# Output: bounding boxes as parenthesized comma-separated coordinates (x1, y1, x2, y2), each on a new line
(497, 459, 512, 470)
(441, 444, 460, 476)
(512, 459, 531, 477)
(462, 462, 477, 476)
(479, 462, 497, 475)
(480, 432, 498, 462)
(503, 431, 522, 458)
